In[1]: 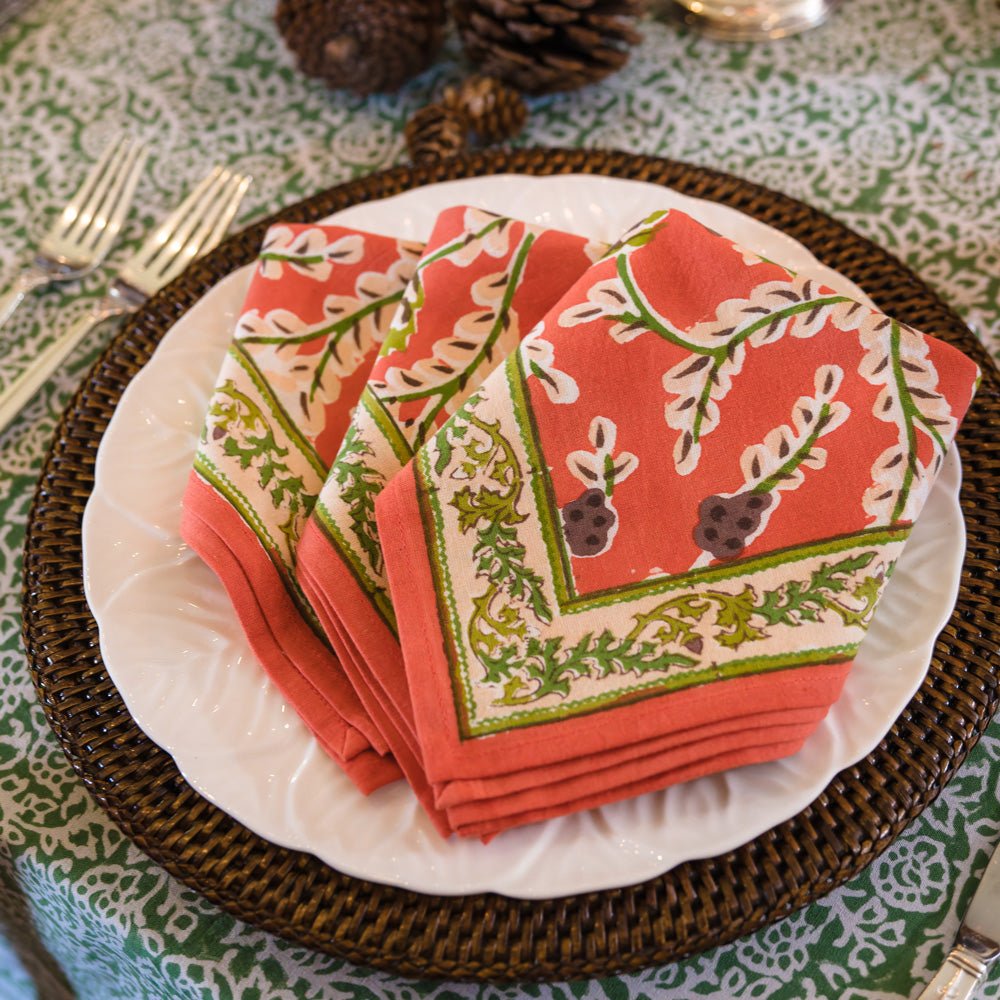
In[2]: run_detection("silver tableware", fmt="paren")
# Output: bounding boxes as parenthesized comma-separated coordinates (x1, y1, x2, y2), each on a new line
(0, 136, 148, 330)
(0, 165, 251, 432)
(915, 839, 1000, 1000)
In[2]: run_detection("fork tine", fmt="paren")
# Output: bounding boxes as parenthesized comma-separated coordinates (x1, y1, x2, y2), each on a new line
(131, 166, 228, 273)
(158, 173, 251, 286)
(61, 137, 138, 245)
(50, 137, 124, 239)
(204, 174, 253, 251)
(146, 167, 234, 278)
(85, 140, 148, 257)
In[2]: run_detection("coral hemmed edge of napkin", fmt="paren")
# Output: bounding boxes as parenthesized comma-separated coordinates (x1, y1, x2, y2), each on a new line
(180, 222, 422, 791)
(375, 208, 980, 838)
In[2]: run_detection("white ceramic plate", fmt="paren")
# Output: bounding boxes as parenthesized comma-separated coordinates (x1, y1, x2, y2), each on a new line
(82, 175, 965, 899)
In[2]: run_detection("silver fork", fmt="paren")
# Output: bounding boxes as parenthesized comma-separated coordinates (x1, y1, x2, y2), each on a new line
(0, 136, 148, 330)
(0, 166, 251, 433)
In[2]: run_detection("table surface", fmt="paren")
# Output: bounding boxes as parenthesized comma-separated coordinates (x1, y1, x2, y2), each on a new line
(1, 0, 998, 997)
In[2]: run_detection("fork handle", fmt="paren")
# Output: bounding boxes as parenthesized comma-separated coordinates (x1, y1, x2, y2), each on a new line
(914, 944, 992, 1000)
(0, 305, 122, 434)
(0, 269, 50, 330)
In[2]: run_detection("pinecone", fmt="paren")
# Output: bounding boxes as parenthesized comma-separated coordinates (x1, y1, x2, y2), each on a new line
(405, 103, 470, 163)
(693, 491, 773, 561)
(443, 75, 527, 143)
(452, 0, 647, 95)
(275, 0, 447, 95)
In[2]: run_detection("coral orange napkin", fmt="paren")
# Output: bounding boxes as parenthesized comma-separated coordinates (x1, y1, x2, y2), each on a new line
(295, 206, 605, 816)
(181, 222, 422, 793)
(375, 209, 980, 837)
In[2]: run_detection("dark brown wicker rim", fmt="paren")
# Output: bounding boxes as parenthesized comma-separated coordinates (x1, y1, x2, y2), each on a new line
(22, 148, 1000, 983)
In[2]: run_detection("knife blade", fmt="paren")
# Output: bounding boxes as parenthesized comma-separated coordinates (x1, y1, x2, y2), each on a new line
(916, 840, 1000, 1000)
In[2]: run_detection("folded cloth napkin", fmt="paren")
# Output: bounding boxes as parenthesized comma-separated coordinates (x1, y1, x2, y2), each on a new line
(295, 206, 605, 823)
(181, 222, 423, 793)
(375, 208, 980, 837)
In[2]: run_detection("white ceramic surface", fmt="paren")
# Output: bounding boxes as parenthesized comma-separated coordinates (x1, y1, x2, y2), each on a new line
(82, 175, 965, 898)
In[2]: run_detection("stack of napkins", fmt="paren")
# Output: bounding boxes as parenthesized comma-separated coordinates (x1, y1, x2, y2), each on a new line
(184, 205, 979, 839)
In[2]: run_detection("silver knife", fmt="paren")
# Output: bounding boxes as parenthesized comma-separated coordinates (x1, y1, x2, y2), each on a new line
(916, 840, 1000, 1000)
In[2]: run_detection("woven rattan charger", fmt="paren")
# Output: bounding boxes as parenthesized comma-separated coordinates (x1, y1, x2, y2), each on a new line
(22, 148, 1000, 983)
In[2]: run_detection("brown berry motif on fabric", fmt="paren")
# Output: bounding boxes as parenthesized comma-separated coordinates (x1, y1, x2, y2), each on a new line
(694, 491, 774, 561)
(561, 416, 638, 557)
(692, 364, 850, 565)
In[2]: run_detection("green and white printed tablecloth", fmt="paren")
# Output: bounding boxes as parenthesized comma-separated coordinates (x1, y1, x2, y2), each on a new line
(0, 0, 998, 996)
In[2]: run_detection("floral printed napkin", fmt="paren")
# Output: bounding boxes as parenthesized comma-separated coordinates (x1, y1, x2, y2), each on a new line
(181, 222, 422, 793)
(295, 206, 604, 826)
(375, 209, 980, 838)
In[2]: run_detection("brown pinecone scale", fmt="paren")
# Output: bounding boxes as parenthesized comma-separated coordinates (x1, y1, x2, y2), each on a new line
(453, 0, 648, 94)
(405, 104, 470, 163)
(693, 491, 773, 561)
(275, 0, 447, 95)
(443, 75, 527, 143)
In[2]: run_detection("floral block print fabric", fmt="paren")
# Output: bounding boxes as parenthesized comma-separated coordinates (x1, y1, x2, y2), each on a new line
(181, 224, 422, 792)
(376, 209, 980, 838)
(295, 207, 604, 809)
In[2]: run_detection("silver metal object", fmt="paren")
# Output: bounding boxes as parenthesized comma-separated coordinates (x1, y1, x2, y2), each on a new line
(0, 136, 148, 331)
(0, 166, 251, 433)
(915, 840, 1000, 1000)
(666, 0, 842, 41)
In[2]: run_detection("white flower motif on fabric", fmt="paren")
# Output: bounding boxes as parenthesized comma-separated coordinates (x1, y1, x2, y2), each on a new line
(583, 238, 609, 263)
(690, 365, 850, 568)
(663, 349, 743, 476)
(566, 417, 638, 490)
(663, 277, 857, 475)
(739, 365, 850, 492)
(240, 341, 343, 439)
(522, 327, 580, 404)
(857, 316, 961, 524)
(557, 278, 641, 342)
(562, 416, 638, 559)
(444, 209, 514, 268)
(258, 227, 364, 282)
(236, 306, 312, 342)
(680, 276, 840, 349)
(375, 267, 521, 403)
